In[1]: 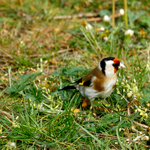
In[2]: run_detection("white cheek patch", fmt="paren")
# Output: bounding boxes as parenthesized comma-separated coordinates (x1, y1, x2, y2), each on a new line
(106, 65, 114, 72)
(105, 60, 116, 77)
(105, 60, 114, 65)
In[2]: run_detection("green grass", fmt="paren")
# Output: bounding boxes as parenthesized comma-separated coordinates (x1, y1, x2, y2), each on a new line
(0, 0, 150, 149)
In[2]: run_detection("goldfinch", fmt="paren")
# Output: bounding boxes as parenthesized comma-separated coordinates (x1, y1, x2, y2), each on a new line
(60, 57, 126, 101)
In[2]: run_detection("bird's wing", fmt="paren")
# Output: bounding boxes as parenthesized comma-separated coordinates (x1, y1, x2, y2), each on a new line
(74, 67, 103, 87)
(74, 77, 93, 86)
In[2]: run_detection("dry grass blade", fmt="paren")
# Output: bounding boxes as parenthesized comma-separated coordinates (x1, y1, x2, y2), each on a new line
(81, 131, 150, 148)
(0, 109, 12, 118)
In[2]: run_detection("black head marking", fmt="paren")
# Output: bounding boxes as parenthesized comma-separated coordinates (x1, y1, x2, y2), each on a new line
(100, 59, 106, 75)
(100, 57, 115, 75)
(113, 63, 119, 70)
(103, 57, 115, 61)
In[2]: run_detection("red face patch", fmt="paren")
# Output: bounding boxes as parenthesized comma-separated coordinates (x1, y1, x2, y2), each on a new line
(113, 58, 120, 64)
(113, 58, 120, 73)
(114, 68, 117, 73)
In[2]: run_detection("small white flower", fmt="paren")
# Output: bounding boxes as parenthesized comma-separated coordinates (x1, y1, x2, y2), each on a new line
(20, 41, 24, 45)
(140, 110, 144, 116)
(9, 142, 16, 147)
(119, 9, 124, 15)
(125, 29, 134, 37)
(100, 27, 105, 31)
(85, 24, 93, 30)
(127, 91, 133, 98)
(20, 41, 25, 47)
(141, 136, 149, 141)
(131, 125, 135, 130)
(103, 37, 108, 41)
(115, 142, 118, 145)
(146, 103, 150, 107)
(132, 86, 138, 93)
(119, 128, 125, 131)
(103, 15, 110, 22)
(143, 113, 148, 118)
(134, 109, 137, 113)
(16, 116, 19, 120)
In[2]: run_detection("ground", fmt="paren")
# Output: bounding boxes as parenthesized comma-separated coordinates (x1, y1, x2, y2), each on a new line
(0, 0, 150, 149)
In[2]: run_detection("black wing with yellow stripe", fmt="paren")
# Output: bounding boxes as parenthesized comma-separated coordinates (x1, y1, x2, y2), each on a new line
(74, 77, 92, 86)
(60, 77, 92, 91)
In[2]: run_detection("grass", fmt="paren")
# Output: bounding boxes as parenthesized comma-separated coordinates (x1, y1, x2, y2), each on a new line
(0, 0, 150, 149)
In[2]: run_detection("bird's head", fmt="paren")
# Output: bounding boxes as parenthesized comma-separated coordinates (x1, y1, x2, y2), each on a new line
(100, 57, 126, 77)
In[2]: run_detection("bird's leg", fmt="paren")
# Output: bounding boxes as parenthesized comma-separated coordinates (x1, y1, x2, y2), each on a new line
(92, 106, 98, 119)
(100, 98, 113, 113)
(82, 98, 91, 108)
(81, 98, 98, 119)
(90, 100, 98, 119)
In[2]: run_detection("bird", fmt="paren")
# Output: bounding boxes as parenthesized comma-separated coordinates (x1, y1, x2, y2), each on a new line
(60, 57, 126, 104)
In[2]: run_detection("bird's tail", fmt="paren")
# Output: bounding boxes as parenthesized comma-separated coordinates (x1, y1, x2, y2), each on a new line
(59, 85, 76, 91)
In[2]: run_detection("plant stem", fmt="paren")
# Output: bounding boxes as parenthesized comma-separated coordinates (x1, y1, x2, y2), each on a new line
(124, 0, 128, 29)
(112, 0, 115, 28)
(8, 67, 11, 87)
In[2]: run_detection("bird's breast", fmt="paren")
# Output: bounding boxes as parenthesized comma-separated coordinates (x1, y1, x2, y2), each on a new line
(78, 75, 117, 100)
(102, 75, 117, 97)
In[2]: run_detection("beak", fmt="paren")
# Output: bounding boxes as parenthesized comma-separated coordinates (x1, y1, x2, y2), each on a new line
(119, 62, 126, 69)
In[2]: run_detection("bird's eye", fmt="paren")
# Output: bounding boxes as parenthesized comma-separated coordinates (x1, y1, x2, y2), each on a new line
(113, 64, 119, 68)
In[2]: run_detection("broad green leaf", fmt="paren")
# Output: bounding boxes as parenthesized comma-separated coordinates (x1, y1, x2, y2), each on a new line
(140, 15, 150, 27)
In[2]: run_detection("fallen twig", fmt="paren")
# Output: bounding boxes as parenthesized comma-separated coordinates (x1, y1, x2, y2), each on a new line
(0, 124, 14, 138)
(87, 13, 121, 22)
(52, 13, 99, 20)
(52, 13, 121, 22)
(133, 121, 149, 129)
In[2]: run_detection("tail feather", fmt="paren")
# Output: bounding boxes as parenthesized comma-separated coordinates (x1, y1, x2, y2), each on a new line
(59, 85, 76, 91)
